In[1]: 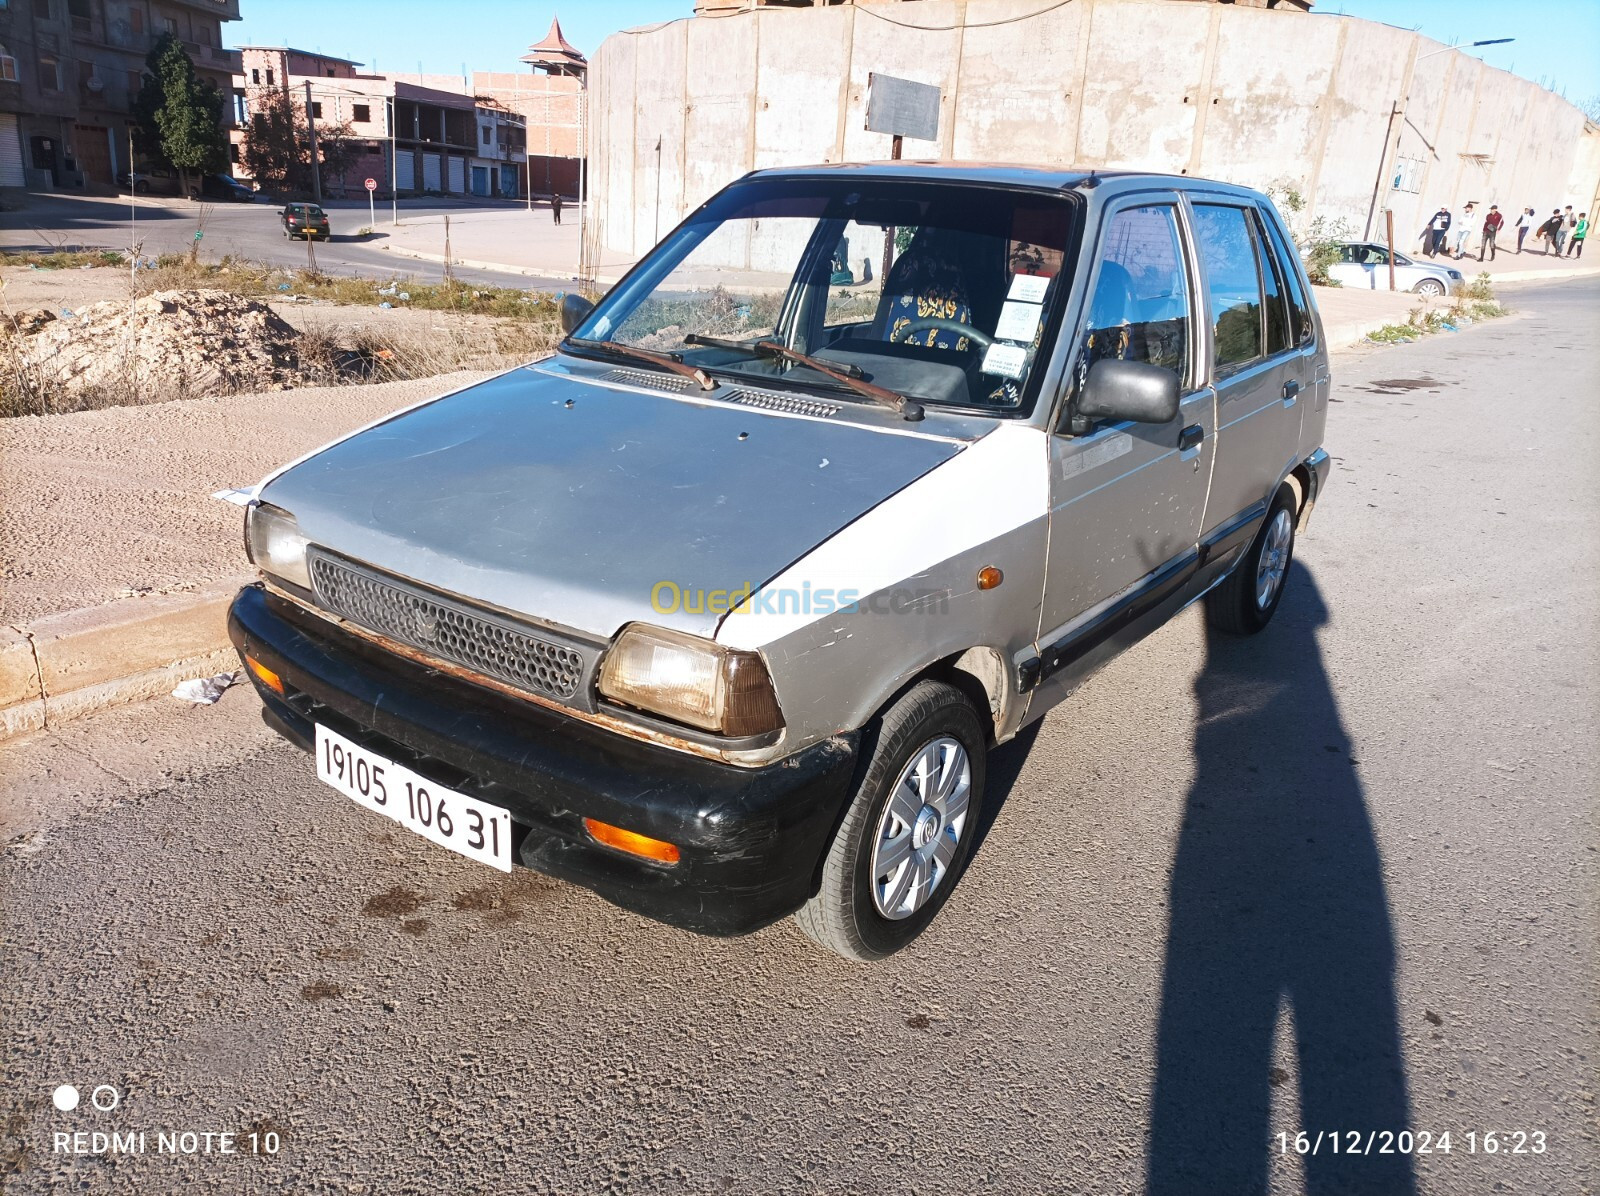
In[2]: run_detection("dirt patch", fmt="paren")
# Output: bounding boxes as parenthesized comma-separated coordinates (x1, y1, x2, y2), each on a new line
(361, 886, 425, 918)
(300, 979, 343, 1002)
(6, 289, 300, 410)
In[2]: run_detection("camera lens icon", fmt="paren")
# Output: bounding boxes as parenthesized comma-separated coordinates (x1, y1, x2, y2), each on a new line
(52, 1085, 79, 1112)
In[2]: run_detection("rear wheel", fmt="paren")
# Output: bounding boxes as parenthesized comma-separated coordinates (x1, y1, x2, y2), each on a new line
(1413, 278, 1446, 298)
(795, 680, 988, 961)
(1206, 482, 1297, 635)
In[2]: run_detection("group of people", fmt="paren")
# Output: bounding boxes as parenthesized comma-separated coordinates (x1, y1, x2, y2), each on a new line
(1421, 203, 1588, 262)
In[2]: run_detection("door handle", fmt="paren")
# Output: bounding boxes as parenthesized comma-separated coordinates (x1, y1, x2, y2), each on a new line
(1282, 380, 1300, 407)
(1178, 424, 1204, 452)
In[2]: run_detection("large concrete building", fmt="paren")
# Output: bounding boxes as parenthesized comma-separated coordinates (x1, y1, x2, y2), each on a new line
(0, 0, 241, 191)
(585, 0, 1600, 261)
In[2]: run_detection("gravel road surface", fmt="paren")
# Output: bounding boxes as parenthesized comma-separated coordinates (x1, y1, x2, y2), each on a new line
(2, 281, 1595, 1194)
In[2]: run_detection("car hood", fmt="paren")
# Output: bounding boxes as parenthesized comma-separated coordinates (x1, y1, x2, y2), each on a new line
(258, 362, 964, 640)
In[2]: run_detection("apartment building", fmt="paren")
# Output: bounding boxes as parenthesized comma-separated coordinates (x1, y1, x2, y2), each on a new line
(0, 0, 241, 190)
(233, 47, 529, 199)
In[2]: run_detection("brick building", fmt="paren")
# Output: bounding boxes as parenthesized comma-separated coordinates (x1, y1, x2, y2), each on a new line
(0, 0, 241, 191)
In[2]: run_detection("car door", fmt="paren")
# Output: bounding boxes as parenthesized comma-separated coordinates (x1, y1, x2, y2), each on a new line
(1034, 195, 1214, 689)
(1327, 245, 1374, 290)
(1192, 199, 1305, 543)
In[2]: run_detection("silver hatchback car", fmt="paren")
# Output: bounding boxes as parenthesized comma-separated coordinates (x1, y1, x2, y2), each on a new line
(231, 164, 1332, 960)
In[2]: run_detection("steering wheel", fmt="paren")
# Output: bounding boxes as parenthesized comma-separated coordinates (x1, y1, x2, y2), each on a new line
(889, 318, 994, 350)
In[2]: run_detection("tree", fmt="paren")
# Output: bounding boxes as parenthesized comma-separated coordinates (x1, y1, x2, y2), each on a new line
(133, 34, 227, 195)
(240, 88, 360, 198)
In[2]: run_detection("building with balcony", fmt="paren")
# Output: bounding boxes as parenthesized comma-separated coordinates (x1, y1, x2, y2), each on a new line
(232, 48, 530, 200)
(0, 0, 241, 190)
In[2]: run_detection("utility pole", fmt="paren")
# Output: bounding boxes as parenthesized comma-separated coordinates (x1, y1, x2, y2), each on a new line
(304, 80, 322, 204)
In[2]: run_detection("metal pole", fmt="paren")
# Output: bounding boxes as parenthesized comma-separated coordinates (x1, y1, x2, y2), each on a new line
(880, 134, 902, 287)
(368, 183, 375, 230)
(304, 80, 322, 204)
(1385, 209, 1397, 291)
(577, 82, 587, 283)
(390, 96, 397, 225)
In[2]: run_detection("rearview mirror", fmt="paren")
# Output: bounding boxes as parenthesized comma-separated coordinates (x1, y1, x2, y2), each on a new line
(1074, 359, 1180, 426)
(560, 292, 595, 335)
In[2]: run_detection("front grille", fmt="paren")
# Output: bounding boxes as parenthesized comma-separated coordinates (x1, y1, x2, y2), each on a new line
(308, 551, 591, 702)
(600, 367, 840, 418)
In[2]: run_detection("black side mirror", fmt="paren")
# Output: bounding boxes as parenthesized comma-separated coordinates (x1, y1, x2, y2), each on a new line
(560, 292, 595, 336)
(1075, 359, 1180, 426)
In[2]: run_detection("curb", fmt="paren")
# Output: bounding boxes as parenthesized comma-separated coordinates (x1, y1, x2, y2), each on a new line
(1, 583, 245, 741)
(377, 242, 629, 286)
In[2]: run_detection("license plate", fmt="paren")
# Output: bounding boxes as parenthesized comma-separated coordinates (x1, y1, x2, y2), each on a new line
(314, 724, 513, 872)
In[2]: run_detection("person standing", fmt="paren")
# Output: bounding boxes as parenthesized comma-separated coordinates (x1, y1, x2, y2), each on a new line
(1478, 205, 1503, 261)
(1515, 207, 1534, 253)
(1453, 203, 1474, 258)
(551, 190, 563, 225)
(1537, 210, 1563, 255)
(1568, 213, 1588, 258)
(1422, 207, 1451, 257)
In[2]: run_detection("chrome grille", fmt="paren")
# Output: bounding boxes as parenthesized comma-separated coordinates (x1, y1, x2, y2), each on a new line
(600, 367, 840, 418)
(308, 551, 590, 701)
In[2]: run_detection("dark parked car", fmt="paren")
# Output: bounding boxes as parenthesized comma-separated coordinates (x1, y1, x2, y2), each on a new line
(281, 203, 330, 239)
(200, 173, 256, 202)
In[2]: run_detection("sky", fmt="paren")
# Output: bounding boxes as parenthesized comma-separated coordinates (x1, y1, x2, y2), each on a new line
(233, 0, 1598, 108)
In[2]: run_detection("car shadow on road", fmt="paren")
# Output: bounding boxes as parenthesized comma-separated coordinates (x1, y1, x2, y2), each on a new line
(1147, 564, 1416, 1196)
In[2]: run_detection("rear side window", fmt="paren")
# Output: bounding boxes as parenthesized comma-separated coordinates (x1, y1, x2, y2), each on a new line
(1256, 214, 1290, 356)
(1258, 209, 1312, 347)
(1191, 204, 1263, 374)
(1082, 204, 1190, 379)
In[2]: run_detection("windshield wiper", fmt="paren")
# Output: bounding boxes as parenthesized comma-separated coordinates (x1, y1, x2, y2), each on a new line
(682, 333, 865, 380)
(752, 340, 921, 420)
(564, 337, 718, 391)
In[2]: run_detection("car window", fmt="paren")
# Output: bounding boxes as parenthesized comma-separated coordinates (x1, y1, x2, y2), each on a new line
(1257, 214, 1291, 357)
(1259, 211, 1311, 346)
(1081, 204, 1190, 379)
(1191, 204, 1264, 375)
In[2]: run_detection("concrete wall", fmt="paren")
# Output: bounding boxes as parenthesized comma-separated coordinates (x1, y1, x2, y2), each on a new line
(587, 0, 1600, 259)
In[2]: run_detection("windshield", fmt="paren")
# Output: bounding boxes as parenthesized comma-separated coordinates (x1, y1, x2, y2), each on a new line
(568, 177, 1080, 415)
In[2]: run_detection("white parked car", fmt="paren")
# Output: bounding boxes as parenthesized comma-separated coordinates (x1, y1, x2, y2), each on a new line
(1328, 241, 1462, 297)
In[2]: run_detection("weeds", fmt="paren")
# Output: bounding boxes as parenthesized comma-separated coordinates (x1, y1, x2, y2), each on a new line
(1, 248, 127, 269)
(1363, 276, 1508, 346)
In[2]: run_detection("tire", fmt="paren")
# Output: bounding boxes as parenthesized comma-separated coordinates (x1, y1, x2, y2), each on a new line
(1413, 278, 1446, 298)
(795, 679, 987, 961)
(1205, 482, 1297, 635)
(134, 181, 149, 195)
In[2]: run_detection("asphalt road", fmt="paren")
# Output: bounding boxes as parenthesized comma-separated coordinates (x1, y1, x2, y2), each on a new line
(0, 192, 569, 289)
(2, 280, 1596, 1194)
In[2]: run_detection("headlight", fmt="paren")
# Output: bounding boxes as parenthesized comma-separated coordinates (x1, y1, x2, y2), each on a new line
(598, 624, 784, 738)
(245, 501, 312, 590)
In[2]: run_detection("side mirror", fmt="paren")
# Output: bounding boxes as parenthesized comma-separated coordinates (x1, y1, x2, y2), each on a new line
(560, 292, 595, 336)
(1074, 358, 1180, 426)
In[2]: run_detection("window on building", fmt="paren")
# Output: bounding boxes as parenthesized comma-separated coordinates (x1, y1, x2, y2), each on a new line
(129, 6, 142, 33)
(198, 23, 212, 46)
(38, 53, 61, 91)
(0, 50, 16, 83)
(229, 143, 239, 162)
(265, 67, 274, 85)
(33, 0, 52, 20)
(481, 126, 491, 145)
(162, 16, 177, 35)
(325, 67, 334, 77)
(352, 103, 370, 123)
(127, 68, 140, 94)
(66, 0, 88, 33)
(250, 68, 259, 84)
(310, 101, 322, 118)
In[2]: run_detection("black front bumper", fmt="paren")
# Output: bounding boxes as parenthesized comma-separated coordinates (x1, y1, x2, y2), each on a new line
(228, 585, 859, 936)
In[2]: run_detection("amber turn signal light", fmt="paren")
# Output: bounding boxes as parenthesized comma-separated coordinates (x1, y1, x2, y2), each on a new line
(977, 566, 1004, 591)
(583, 817, 681, 865)
(244, 654, 285, 695)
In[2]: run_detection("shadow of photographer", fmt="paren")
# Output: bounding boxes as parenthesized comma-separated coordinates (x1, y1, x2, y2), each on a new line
(1148, 563, 1416, 1195)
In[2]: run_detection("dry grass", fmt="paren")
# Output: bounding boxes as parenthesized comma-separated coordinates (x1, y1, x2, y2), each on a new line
(0, 247, 127, 270)
(0, 254, 564, 417)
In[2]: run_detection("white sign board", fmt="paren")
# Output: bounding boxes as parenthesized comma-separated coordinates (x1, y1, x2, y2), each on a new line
(866, 73, 941, 143)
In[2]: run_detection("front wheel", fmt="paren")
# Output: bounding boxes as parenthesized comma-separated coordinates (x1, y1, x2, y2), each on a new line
(795, 679, 987, 961)
(1413, 278, 1446, 297)
(1206, 482, 1297, 635)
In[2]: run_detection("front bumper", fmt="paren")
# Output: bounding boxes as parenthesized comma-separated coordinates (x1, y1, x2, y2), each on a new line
(228, 584, 859, 936)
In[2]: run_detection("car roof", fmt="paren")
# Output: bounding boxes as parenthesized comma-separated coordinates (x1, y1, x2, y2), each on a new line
(740, 160, 1270, 203)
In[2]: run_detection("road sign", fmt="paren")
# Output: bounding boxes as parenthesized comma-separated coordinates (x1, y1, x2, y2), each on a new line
(364, 178, 377, 191)
(865, 73, 940, 143)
